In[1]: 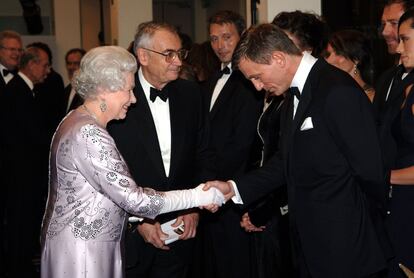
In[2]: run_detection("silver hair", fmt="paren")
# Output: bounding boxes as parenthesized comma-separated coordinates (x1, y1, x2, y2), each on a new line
(133, 21, 178, 53)
(72, 46, 137, 100)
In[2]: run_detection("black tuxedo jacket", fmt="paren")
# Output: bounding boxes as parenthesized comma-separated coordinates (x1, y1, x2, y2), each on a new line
(0, 75, 5, 92)
(235, 59, 389, 277)
(374, 66, 414, 170)
(198, 70, 262, 277)
(108, 75, 214, 262)
(0, 75, 50, 275)
(203, 69, 262, 179)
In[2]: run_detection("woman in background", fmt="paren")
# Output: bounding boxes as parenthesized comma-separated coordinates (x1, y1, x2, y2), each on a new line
(324, 29, 376, 102)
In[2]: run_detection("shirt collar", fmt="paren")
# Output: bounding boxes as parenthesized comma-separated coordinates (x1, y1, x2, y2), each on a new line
(18, 71, 34, 90)
(290, 52, 317, 94)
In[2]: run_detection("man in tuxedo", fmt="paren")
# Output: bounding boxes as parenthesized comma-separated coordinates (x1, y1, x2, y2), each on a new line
(1, 45, 50, 277)
(108, 22, 213, 278)
(0, 30, 22, 92)
(197, 10, 262, 278)
(28, 42, 65, 143)
(63, 48, 85, 113)
(0, 29, 22, 278)
(205, 24, 389, 277)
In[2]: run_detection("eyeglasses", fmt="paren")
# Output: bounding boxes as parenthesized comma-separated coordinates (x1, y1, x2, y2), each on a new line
(141, 47, 188, 63)
(0, 46, 23, 53)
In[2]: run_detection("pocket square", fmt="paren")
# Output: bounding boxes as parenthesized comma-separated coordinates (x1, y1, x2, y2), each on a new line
(300, 117, 314, 131)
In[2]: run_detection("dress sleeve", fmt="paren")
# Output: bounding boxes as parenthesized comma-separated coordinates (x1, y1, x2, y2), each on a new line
(72, 123, 166, 219)
(71, 123, 224, 219)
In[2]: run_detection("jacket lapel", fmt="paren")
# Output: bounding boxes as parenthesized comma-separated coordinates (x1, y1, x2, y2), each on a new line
(165, 82, 184, 180)
(291, 83, 312, 136)
(210, 72, 237, 119)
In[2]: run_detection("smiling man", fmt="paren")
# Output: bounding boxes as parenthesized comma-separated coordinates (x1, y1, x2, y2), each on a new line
(108, 22, 213, 278)
(198, 10, 262, 278)
(0, 30, 22, 91)
(205, 23, 390, 278)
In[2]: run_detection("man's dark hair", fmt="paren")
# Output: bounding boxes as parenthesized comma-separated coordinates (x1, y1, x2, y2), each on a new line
(65, 48, 86, 63)
(385, 0, 414, 11)
(208, 10, 246, 36)
(272, 10, 330, 57)
(233, 23, 302, 67)
(325, 30, 375, 87)
(26, 41, 52, 63)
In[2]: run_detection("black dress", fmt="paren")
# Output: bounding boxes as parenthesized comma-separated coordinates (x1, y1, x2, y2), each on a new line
(388, 87, 414, 278)
(248, 95, 293, 278)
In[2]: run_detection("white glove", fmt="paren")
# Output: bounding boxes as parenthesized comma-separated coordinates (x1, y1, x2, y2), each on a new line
(192, 183, 225, 207)
(160, 184, 225, 214)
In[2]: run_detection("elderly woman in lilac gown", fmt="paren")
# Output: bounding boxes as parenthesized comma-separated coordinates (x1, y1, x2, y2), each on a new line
(40, 46, 224, 278)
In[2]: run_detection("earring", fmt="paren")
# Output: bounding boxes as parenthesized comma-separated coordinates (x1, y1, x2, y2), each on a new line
(100, 101, 107, 112)
(353, 64, 358, 75)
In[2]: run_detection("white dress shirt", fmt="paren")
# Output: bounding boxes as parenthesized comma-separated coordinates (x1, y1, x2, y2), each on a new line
(290, 52, 317, 118)
(138, 68, 172, 177)
(18, 72, 35, 96)
(0, 63, 15, 84)
(210, 62, 233, 111)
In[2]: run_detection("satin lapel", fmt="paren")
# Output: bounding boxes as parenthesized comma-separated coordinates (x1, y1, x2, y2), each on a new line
(204, 71, 221, 110)
(133, 80, 166, 178)
(167, 83, 185, 180)
(291, 84, 312, 136)
(210, 73, 236, 119)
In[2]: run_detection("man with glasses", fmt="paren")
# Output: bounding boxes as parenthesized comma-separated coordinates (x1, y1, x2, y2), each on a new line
(0, 30, 23, 91)
(0, 45, 51, 277)
(109, 22, 213, 278)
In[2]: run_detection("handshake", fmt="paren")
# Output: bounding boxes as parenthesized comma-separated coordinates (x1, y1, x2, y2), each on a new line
(194, 181, 236, 213)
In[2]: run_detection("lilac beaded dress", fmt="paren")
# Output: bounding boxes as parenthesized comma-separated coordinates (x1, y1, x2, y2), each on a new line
(40, 110, 165, 278)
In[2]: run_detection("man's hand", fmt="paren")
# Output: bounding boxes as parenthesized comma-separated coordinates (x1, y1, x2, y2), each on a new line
(203, 180, 235, 201)
(172, 212, 199, 240)
(137, 221, 169, 250)
(240, 212, 265, 232)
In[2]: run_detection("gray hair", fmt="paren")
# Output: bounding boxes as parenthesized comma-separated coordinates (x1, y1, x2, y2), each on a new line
(233, 23, 302, 67)
(19, 47, 44, 69)
(0, 30, 22, 45)
(72, 46, 137, 100)
(133, 21, 178, 53)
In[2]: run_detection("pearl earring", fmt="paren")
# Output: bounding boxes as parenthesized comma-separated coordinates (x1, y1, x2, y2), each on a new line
(100, 101, 107, 112)
(353, 64, 358, 75)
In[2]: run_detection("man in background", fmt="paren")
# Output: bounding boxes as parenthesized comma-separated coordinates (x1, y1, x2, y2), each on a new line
(197, 10, 262, 278)
(63, 48, 86, 113)
(1, 45, 51, 277)
(109, 22, 213, 278)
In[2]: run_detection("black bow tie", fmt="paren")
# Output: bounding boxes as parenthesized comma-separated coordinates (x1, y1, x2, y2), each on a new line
(219, 66, 231, 78)
(2, 69, 16, 76)
(290, 87, 300, 100)
(150, 87, 168, 102)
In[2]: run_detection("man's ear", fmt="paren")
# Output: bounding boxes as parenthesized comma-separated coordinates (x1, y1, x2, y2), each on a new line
(271, 51, 286, 68)
(136, 48, 148, 66)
